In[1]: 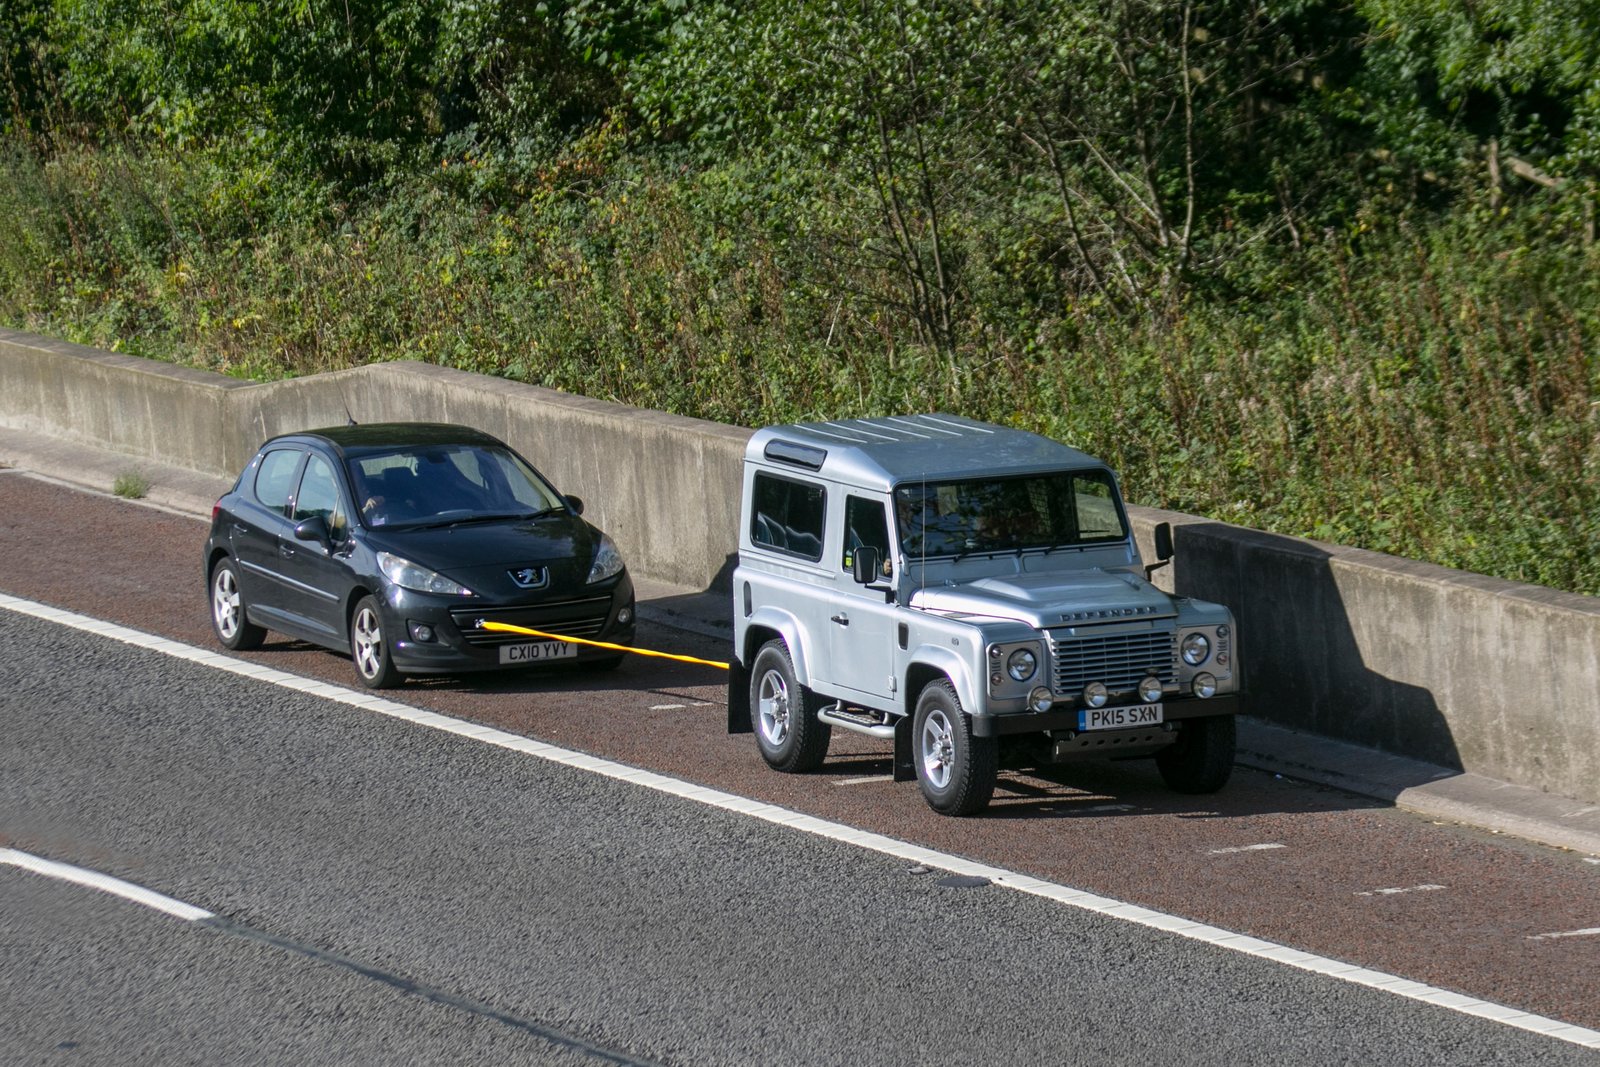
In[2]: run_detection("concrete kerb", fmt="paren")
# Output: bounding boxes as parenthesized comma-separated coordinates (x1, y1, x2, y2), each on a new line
(2, 423, 1598, 858)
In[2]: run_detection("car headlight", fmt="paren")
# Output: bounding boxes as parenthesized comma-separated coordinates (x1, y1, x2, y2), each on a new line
(587, 535, 625, 584)
(1006, 648, 1037, 682)
(1181, 632, 1211, 666)
(377, 551, 475, 596)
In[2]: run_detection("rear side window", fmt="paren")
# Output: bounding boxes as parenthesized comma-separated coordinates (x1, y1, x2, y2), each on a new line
(253, 449, 303, 516)
(750, 473, 826, 562)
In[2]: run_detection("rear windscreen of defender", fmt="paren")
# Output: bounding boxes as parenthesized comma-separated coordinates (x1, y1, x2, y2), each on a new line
(893, 470, 1127, 558)
(750, 472, 827, 561)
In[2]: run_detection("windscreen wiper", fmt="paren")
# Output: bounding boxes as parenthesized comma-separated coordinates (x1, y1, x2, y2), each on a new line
(407, 510, 549, 531)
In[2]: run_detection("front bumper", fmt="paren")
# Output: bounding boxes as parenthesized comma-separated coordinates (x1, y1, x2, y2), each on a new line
(972, 693, 1242, 737)
(383, 573, 636, 674)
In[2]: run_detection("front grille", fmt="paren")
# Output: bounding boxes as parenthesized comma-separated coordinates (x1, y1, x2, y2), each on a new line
(1050, 626, 1177, 694)
(451, 596, 615, 648)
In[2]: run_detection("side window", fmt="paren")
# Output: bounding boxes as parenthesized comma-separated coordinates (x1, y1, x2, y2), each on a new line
(294, 455, 346, 539)
(750, 473, 826, 562)
(253, 449, 302, 517)
(1072, 473, 1122, 540)
(841, 496, 890, 573)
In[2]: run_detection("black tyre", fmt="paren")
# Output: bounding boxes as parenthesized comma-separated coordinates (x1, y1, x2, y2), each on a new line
(1156, 713, 1236, 793)
(913, 681, 997, 816)
(749, 639, 831, 772)
(350, 595, 404, 689)
(209, 558, 266, 651)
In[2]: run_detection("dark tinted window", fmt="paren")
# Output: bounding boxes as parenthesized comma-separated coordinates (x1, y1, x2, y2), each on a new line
(294, 455, 346, 539)
(253, 449, 302, 516)
(842, 496, 890, 573)
(893, 469, 1127, 557)
(348, 445, 565, 527)
(750, 473, 826, 562)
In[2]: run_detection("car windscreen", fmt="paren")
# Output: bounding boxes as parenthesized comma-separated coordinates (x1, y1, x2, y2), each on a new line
(892, 469, 1127, 558)
(347, 444, 566, 528)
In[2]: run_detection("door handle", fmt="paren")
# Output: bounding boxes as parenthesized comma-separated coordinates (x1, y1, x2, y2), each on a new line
(830, 613, 849, 626)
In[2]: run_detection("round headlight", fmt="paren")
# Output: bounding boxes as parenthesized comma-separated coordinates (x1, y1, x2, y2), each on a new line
(1029, 686, 1054, 713)
(1083, 682, 1109, 709)
(1193, 672, 1217, 699)
(1007, 648, 1037, 682)
(1139, 676, 1163, 702)
(1181, 632, 1211, 666)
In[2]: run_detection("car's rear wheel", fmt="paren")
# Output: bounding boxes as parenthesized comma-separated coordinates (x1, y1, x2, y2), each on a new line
(209, 558, 266, 651)
(749, 639, 830, 772)
(350, 596, 403, 689)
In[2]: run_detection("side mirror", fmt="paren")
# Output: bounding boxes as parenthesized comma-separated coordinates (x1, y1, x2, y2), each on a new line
(852, 546, 882, 585)
(565, 494, 585, 516)
(294, 514, 332, 547)
(1144, 521, 1173, 581)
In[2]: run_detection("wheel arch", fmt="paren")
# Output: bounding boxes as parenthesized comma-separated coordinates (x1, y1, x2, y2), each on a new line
(903, 646, 979, 718)
(741, 606, 814, 687)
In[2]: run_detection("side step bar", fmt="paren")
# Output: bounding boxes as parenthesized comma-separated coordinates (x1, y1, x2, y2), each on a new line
(817, 703, 899, 740)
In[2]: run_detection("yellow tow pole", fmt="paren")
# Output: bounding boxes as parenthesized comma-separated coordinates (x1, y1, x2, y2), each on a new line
(480, 620, 730, 670)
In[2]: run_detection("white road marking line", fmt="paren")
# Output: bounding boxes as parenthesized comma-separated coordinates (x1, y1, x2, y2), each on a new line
(1208, 843, 1287, 855)
(1356, 884, 1447, 897)
(835, 775, 894, 786)
(1528, 927, 1600, 942)
(1083, 804, 1136, 812)
(1584, 858, 1599, 865)
(649, 704, 686, 711)
(3, 590, 1598, 1053)
(0, 847, 213, 921)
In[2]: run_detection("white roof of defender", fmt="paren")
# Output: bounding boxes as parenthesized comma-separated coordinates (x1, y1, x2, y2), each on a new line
(746, 414, 1107, 491)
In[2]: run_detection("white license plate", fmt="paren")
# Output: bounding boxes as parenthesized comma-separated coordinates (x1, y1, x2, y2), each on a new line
(1077, 704, 1164, 731)
(499, 640, 579, 664)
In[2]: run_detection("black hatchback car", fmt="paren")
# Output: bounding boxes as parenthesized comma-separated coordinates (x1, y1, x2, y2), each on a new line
(204, 423, 635, 687)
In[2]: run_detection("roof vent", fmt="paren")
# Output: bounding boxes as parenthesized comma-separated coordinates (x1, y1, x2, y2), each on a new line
(764, 440, 827, 471)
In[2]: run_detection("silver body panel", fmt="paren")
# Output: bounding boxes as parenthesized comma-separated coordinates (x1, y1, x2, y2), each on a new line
(734, 415, 1239, 730)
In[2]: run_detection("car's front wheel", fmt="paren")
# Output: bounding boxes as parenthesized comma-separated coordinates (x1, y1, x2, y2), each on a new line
(913, 681, 997, 816)
(209, 558, 266, 651)
(350, 596, 403, 689)
(1156, 713, 1236, 793)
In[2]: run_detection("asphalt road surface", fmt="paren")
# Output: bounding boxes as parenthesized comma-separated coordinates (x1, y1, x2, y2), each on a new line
(2, 470, 1598, 1063)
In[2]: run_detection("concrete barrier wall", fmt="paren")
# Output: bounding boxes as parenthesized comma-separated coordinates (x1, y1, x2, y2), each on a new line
(4, 326, 1597, 803)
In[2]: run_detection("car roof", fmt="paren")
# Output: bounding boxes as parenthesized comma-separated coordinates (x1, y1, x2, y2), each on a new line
(265, 422, 506, 456)
(747, 414, 1107, 491)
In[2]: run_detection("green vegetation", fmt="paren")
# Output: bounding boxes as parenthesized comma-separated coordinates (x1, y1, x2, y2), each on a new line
(1, 1, 1596, 594)
(112, 469, 149, 499)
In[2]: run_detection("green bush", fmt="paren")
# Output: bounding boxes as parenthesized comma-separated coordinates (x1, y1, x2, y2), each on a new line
(1, 0, 1596, 596)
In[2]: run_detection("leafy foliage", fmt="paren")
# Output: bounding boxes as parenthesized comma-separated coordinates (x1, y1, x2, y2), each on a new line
(0, 0, 1596, 595)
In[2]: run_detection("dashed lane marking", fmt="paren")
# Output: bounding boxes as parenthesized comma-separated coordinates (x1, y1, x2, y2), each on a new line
(1357, 884, 1447, 898)
(1528, 928, 1600, 942)
(649, 704, 686, 711)
(1208, 843, 1288, 855)
(835, 775, 895, 786)
(0, 848, 213, 921)
(3, 591, 1598, 1053)
(0, 847, 664, 1066)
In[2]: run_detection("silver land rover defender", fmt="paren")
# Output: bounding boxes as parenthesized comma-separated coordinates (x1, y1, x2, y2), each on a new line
(727, 414, 1242, 816)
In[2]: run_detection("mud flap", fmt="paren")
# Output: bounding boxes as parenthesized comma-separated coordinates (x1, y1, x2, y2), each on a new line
(893, 715, 915, 782)
(727, 658, 752, 734)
